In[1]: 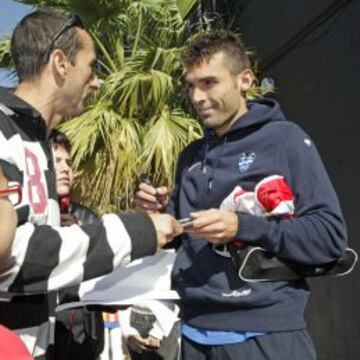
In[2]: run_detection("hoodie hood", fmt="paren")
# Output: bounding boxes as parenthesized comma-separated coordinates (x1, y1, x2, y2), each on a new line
(205, 97, 286, 139)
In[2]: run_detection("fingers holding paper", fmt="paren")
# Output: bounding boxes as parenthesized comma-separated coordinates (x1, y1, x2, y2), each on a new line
(188, 209, 239, 245)
(149, 213, 183, 248)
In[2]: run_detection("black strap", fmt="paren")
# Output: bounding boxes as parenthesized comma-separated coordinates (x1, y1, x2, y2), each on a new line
(229, 245, 358, 282)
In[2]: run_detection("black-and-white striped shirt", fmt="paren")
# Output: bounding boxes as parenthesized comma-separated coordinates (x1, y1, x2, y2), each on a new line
(0, 88, 157, 359)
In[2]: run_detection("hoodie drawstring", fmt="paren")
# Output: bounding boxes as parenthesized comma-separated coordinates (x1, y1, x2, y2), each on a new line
(201, 132, 228, 191)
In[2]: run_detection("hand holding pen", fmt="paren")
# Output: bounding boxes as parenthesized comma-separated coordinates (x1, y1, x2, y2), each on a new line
(135, 174, 169, 213)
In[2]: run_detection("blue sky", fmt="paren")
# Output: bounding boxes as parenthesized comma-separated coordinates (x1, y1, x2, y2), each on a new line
(0, 0, 34, 87)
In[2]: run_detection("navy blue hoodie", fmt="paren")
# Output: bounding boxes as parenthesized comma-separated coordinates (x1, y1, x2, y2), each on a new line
(169, 98, 347, 332)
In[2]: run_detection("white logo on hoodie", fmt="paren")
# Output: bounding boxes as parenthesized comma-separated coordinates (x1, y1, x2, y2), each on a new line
(222, 289, 252, 298)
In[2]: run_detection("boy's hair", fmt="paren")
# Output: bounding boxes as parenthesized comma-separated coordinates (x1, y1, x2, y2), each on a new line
(183, 30, 251, 74)
(51, 129, 72, 154)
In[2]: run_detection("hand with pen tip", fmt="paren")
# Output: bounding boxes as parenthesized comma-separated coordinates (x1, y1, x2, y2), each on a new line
(136, 175, 183, 246)
(135, 175, 169, 213)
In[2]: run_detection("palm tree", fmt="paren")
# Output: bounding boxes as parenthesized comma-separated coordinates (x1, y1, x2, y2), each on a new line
(0, 0, 201, 213)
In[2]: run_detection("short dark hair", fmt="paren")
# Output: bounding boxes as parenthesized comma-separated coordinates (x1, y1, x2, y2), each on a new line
(11, 9, 84, 81)
(183, 30, 251, 74)
(51, 129, 72, 154)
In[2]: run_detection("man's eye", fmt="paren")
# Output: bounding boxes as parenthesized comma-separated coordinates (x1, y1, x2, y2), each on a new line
(90, 60, 100, 73)
(204, 79, 216, 86)
(94, 60, 103, 72)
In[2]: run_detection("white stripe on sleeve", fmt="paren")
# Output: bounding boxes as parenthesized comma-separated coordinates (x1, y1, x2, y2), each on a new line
(47, 224, 90, 291)
(102, 214, 132, 268)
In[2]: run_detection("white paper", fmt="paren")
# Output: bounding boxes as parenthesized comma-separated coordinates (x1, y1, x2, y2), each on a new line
(56, 250, 179, 312)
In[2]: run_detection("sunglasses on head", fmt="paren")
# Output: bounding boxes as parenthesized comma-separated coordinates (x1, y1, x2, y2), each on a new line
(44, 14, 83, 63)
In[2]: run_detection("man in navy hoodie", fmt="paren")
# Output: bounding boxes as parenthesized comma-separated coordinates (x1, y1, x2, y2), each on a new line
(136, 30, 347, 359)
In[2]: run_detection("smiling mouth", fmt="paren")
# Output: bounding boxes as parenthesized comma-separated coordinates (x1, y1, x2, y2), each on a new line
(198, 108, 214, 118)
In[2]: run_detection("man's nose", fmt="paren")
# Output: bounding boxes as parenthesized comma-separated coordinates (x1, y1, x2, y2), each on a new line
(191, 87, 206, 104)
(90, 74, 102, 91)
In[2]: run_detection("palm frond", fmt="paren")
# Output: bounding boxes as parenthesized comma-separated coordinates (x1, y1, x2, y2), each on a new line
(176, 0, 197, 20)
(60, 105, 142, 211)
(141, 106, 202, 186)
(0, 37, 13, 69)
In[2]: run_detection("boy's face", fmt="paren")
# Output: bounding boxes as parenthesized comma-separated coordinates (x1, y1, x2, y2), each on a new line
(53, 145, 74, 197)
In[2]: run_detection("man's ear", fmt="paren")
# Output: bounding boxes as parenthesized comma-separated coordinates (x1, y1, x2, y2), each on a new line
(237, 69, 255, 92)
(51, 49, 69, 80)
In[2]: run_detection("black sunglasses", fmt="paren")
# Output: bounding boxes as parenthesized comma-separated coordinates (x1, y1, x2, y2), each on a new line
(44, 14, 83, 63)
